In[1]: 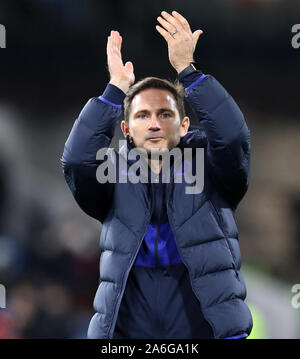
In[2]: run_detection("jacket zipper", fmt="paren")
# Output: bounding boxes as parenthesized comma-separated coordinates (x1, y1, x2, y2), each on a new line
(155, 223, 161, 266)
(107, 212, 151, 339)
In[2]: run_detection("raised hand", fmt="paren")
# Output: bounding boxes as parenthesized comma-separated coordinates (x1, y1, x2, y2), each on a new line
(107, 30, 135, 93)
(156, 11, 203, 73)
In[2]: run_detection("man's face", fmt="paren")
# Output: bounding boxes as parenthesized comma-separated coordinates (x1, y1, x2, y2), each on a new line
(121, 88, 189, 155)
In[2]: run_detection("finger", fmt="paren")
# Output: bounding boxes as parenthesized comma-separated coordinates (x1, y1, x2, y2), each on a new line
(111, 31, 122, 59)
(124, 61, 134, 73)
(110, 31, 117, 49)
(112, 31, 118, 50)
(119, 34, 123, 51)
(114, 31, 122, 50)
(107, 36, 114, 67)
(155, 25, 173, 42)
(160, 11, 183, 31)
(192, 29, 203, 47)
(107, 35, 113, 56)
(107, 32, 123, 65)
(171, 11, 191, 32)
(106, 35, 110, 51)
(107, 31, 115, 54)
(116, 34, 123, 61)
(157, 16, 177, 35)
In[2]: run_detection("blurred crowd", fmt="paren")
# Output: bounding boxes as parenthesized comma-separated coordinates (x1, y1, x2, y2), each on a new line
(0, 206, 101, 338)
(0, 130, 101, 338)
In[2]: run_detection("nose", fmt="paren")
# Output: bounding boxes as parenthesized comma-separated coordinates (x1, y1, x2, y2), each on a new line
(148, 114, 161, 129)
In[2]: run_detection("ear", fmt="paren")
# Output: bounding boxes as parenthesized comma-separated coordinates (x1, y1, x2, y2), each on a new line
(121, 120, 130, 138)
(179, 116, 190, 138)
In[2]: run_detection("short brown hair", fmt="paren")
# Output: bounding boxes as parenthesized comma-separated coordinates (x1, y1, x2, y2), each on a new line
(123, 77, 186, 122)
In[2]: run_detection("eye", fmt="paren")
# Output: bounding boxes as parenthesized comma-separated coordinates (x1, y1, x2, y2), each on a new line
(137, 113, 148, 119)
(159, 112, 171, 119)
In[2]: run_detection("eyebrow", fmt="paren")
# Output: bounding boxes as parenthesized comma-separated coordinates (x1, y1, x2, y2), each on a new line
(133, 108, 176, 116)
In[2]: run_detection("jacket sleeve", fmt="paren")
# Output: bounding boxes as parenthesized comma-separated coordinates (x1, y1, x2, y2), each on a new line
(180, 73, 251, 209)
(60, 84, 125, 222)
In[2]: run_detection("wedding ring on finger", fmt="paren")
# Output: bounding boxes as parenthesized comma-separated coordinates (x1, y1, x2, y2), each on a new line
(171, 29, 178, 36)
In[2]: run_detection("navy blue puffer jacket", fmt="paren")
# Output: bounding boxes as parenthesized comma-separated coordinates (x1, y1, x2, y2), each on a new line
(61, 72, 252, 339)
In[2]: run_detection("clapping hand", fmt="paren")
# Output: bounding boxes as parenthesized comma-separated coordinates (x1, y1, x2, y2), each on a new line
(156, 11, 203, 73)
(107, 30, 135, 93)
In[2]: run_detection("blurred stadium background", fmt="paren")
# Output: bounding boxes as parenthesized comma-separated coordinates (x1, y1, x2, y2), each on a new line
(0, 0, 300, 338)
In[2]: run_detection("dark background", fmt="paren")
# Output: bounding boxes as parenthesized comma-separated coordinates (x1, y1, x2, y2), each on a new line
(0, 0, 299, 338)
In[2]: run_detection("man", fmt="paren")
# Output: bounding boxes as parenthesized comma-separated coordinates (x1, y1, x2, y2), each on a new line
(61, 10, 252, 339)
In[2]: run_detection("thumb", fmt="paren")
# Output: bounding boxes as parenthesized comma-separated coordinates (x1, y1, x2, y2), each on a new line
(192, 30, 203, 48)
(124, 61, 134, 73)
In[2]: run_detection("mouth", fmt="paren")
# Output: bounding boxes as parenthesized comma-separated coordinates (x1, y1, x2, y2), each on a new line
(147, 137, 163, 142)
